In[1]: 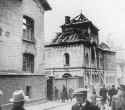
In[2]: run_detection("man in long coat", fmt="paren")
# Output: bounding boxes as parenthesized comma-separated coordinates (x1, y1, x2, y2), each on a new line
(72, 88, 100, 110)
(111, 77, 125, 110)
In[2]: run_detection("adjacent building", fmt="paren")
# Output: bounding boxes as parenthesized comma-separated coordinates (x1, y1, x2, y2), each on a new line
(44, 13, 116, 94)
(0, 0, 51, 105)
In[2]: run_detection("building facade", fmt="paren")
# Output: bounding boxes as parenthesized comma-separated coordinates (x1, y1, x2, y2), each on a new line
(0, 0, 51, 105)
(45, 13, 116, 93)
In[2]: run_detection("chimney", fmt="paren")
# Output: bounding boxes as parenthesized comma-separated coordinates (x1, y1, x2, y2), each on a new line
(65, 16, 70, 24)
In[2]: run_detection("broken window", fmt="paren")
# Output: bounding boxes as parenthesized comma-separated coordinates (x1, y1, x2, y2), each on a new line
(23, 15, 34, 42)
(23, 53, 34, 73)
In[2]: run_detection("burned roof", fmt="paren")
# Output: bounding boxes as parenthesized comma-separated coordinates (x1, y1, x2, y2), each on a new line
(97, 42, 116, 53)
(68, 13, 89, 24)
(52, 30, 90, 44)
(39, 0, 51, 11)
(62, 13, 99, 30)
(46, 13, 99, 47)
(99, 42, 110, 50)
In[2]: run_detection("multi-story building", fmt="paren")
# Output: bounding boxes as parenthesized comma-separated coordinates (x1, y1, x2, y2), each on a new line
(0, 0, 51, 105)
(44, 13, 116, 94)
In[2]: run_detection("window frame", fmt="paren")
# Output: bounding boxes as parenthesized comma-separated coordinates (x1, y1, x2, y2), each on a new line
(64, 53, 70, 66)
(23, 53, 34, 73)
(22, 15, 35, 43)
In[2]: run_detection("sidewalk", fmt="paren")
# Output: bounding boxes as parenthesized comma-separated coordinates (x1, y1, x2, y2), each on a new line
(26, 100, 72, 110)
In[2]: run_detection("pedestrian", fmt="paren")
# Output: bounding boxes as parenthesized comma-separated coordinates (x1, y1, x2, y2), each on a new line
(87, 90, 97, 105)
(72, 88, 100, 110)
(99, 84, 107, 104)
(69, 88, 73, 101)
(54, 87, 59, 101)
(9, 90, 29, 110)
(62, 85, 68, 102)
(111, 77, 125, 110)
(108, 85, 117, 106)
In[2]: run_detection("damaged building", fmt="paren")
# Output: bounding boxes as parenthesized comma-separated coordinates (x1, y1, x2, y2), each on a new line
(44, 13, 116, 99)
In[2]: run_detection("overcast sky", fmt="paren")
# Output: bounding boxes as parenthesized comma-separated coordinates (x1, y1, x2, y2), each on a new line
(45, 0, 125, 49)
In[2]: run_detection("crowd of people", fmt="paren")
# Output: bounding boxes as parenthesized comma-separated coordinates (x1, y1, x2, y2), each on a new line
(71, 81, 125, 110)
(0, 80, 125, 110)
(53, 83, 125, 110)
(54, 85, 74, 102)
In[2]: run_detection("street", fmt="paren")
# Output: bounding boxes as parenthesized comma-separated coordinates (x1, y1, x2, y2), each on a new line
(26, 100, 74, 110)
(44, 102, 73, 110)
(25, 100, 77, 110)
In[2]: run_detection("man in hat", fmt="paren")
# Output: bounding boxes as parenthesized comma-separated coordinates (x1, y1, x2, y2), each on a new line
(72, 88, 100, 110)
(111, 77, 125, 110)
(10, 90, 29, 110)
(108, 85, 117, 106)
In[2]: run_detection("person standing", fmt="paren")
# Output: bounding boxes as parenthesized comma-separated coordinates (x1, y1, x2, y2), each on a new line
(54, 87, 59, 101)
(69, 88, 73, 101)
(9, 90, 29, 110)
(99, 85, 107, 104)
(72, 88, 100, 110)
(108, 85, 117, 106)
(111, 78, 125, 110)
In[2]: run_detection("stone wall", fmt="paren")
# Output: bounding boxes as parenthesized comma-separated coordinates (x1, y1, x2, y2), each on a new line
(45, 45, 84, 68)
(0, 75, 47, 105)
(0, 0, 44, 73)
(0, 0, 48, 105)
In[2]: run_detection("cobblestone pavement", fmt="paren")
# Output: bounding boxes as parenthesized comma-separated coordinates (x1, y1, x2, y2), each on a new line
(46, 102, 73, 110)
(48, 102, 112, 110)
(25, 100, 74, 110)
(25, 100, 112, 110)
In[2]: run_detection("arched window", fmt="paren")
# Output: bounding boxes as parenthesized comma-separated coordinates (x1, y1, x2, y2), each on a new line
(64, 53, 70, 66)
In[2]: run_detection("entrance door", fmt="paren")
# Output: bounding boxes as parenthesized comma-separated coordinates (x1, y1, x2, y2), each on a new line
(47, 77, 53, 100)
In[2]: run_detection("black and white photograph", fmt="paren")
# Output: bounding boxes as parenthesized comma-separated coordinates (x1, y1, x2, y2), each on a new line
(0, 0, 125, 110)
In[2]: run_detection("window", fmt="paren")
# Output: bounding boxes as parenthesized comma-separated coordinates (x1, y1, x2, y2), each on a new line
(23, 53, 34, 73)
(91, 47, 95, 64)
(26, 86, 31, 98)
(64, 53, 70, 66)
(0, 28, 2, 36)
(23, 15, 34, 42)
(85, 53, 89, 66)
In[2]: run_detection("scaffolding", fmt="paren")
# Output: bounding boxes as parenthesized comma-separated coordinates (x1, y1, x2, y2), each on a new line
(45, 66, 117, 88)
